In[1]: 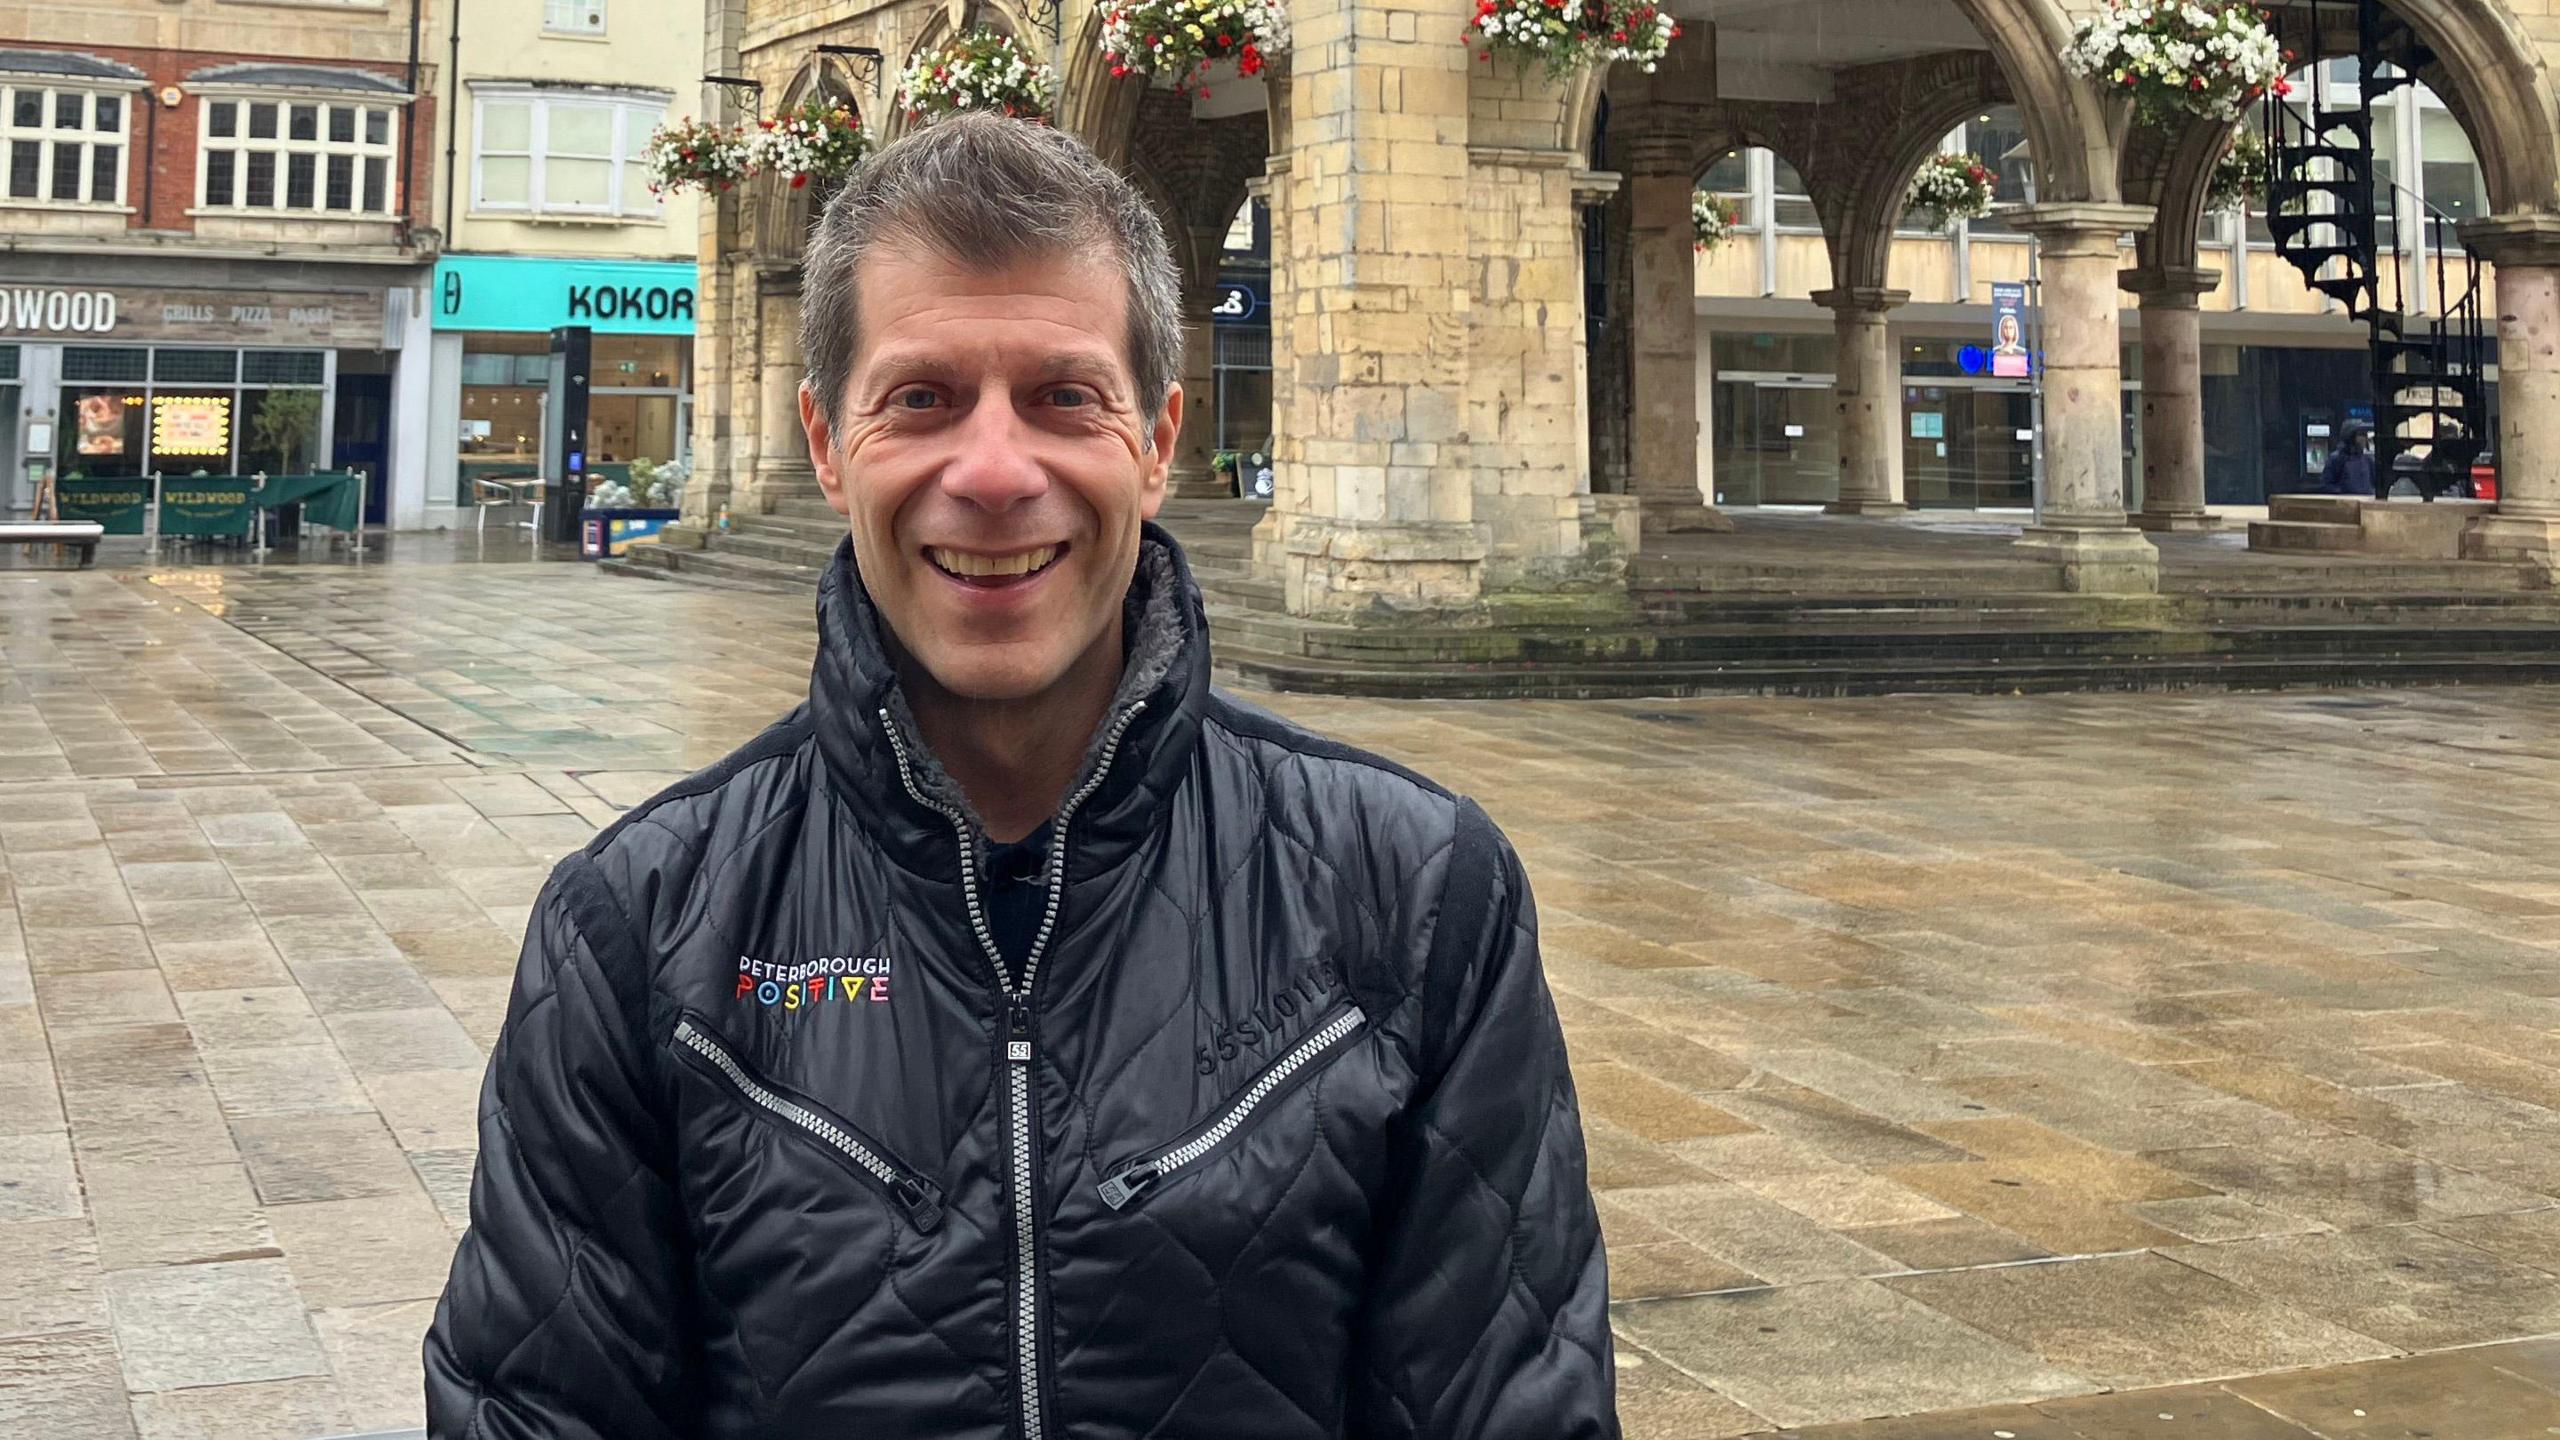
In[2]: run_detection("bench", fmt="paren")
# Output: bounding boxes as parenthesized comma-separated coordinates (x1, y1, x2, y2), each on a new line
(0, 520, 104, 567)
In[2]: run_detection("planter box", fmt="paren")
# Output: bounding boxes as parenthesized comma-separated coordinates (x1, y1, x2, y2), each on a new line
(580, 507, 681, 559)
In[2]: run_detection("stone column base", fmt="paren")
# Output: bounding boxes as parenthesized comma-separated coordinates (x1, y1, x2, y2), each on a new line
(2016, 524, 2160, 593)
(2130, 509, 2220, 533)
(1641, 499, 1735, 534)
(1822, 499, 1909, 517)
(653, 522, 711, 552)
(1280, 515, 1489, 624)
(2463, 513, 2560, 576)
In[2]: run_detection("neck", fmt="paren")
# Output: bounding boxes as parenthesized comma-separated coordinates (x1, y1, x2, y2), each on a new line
(902, 618, 1125, 844)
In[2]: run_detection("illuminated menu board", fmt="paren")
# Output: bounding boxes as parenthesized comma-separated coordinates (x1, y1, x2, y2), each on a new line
(151, 395, 233, 458)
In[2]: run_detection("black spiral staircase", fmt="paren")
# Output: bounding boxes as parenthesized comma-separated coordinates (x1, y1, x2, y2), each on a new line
(2262, 0, 2493, 500)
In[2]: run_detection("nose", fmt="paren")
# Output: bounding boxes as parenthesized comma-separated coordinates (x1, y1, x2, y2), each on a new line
(937, 389, 1049, 512)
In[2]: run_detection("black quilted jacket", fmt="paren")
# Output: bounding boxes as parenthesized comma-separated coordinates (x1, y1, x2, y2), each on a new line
(423, 526, 1617, 1439)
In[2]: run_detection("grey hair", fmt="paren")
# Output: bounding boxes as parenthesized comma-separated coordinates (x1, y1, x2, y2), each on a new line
(798, 112, 1184, 430)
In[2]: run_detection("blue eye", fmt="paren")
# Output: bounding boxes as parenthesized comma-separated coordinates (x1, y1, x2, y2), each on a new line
(895, 389, 939, 410)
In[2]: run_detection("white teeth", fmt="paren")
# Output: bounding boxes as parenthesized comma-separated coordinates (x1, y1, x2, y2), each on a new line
(930, 545, 1057, 579)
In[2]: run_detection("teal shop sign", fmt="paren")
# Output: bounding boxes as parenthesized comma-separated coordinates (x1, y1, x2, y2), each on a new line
(432, 256, 699, 334)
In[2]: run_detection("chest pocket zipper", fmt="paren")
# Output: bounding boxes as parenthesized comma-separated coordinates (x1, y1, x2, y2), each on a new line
(673, 1014, 946, 1233)
(1098, 1005, 1368, 1211)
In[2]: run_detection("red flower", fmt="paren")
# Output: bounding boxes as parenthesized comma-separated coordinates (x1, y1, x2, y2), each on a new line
(1239, 44, 1263, 75)
(1669, 22, 1681, 36)
(790, 173, 809, 189)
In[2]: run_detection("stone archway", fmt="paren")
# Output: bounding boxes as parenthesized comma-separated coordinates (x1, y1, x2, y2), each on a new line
(2371, 0, 2560, 215)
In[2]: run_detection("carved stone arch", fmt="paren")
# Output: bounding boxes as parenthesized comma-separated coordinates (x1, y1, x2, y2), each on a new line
(1944, 0, 2119, 204)
(751, 58, 868, 267)
(1056, 6, 1144, 163)
(2370, 0, 2560, 214)
(882, 2, 962, 141)
(1822, 52, 2015, 292)
(2119, 111, 2234, 273)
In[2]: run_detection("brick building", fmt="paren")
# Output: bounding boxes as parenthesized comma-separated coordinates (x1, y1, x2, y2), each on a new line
(0, 0, 441, 526)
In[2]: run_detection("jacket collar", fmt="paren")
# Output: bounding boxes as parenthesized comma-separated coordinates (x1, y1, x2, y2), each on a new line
(809, 521, 1212, 887)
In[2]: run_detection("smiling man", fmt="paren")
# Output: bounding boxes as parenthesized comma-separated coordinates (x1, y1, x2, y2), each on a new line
(425, 114, 1616, 1440)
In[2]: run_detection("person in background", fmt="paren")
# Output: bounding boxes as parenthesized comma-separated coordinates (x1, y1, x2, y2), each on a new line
(2321, 422, 2378, 496)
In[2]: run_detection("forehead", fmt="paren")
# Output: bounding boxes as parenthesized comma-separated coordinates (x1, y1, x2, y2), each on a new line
(849, 243, 1130, 376)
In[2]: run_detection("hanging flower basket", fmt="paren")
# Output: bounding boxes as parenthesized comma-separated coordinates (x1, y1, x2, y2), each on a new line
(748, 96, 869, 190)
(1692, 191, 1738, 253)
(1468, 0, 1679, 78)
(1103, 0, 1287, 99)
(1905, 152, 1998, 230)
(2063, 1, 2292, 125)
(2206, 128, 2268, 212)
(899, 27, 1056, 122)
(643, 117, 753, 195)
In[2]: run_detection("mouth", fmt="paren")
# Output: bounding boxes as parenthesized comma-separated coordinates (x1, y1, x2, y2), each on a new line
(924, 542, 1067, 590)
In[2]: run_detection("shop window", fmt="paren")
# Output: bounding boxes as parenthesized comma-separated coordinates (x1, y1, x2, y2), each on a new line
(154, 348, 238, 384)
(2420, 108, 2486, 237)
(0, 83, 127, 207)
(471, 89, 664, 219)
(199, 96, 398, 218)
(545, 0, 607, 35)
(63, 346, 146, 383)
(1699, 148, 1752, 228)
(1962, 108, 2035, 237)
(242, 350, 326, 385)
(1769, 155, 1817, 231)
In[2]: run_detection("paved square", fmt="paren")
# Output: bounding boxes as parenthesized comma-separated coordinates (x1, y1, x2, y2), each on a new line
(5, 552, 2560, 1435)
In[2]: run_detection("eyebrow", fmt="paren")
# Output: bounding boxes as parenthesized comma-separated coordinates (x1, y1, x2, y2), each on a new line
(859, 348, 1128, 394)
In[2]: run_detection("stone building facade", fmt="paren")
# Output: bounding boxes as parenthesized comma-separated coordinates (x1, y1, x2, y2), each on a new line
(674, 0, 2560, 608)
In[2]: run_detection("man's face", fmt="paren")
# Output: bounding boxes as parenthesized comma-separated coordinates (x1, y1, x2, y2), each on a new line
(801, 244, 1178, 702)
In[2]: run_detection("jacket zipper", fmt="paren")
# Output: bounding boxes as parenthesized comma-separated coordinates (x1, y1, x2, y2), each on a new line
(1097, 1005, 1368, 1211)
(882, 700, 1146, 1440)
(672, 1015, 945, 1232)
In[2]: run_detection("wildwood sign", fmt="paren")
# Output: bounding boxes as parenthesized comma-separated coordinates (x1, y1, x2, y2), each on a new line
(0, 285, 385, 346)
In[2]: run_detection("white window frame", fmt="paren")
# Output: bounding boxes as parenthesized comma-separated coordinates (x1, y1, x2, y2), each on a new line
(544, 0, 607, 36)
(194, 90, 403, 219)
(469, 85, 666, 221)
(0, 79, 134, 210)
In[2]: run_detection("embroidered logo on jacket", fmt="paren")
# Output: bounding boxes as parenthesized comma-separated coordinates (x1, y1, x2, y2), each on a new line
(736, 955, 893, 1011)
(1197, 959, 1346, 1075)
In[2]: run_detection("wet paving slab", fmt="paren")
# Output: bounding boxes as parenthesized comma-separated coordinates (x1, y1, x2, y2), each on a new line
(3, 553, 2559, 1435)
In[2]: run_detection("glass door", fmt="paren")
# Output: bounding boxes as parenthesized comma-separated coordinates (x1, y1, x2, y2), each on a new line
(1711, 375, 1838, 507)
(1903, 382, 2035, 508)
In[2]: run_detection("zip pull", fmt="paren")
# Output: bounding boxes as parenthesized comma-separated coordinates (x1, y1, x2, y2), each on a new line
(1008, 1004, 1033, 1064)
(894, 1177, 945, 1232)
(1097, 1161, 1161, 1212)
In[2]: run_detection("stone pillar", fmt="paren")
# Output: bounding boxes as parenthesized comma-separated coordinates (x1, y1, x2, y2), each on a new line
(737, 272, 815, 516)
(2123, 265, 2220, 532)
(1168, 224, 1230, 498)
(1626, 128, 1730, 532)
(1260, 0, 1488, 622)
(1812, 287, 1910, 515)
(2460, 216, 2560, 575)
(2008, 203, 2159, 593)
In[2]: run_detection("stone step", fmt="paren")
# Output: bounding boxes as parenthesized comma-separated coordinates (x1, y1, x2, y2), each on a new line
(617, 542, 820, 595)
(2268, 494, 2369, 525)
(2247, 520, 2367, 553)
(1210, 633, 2560, 700)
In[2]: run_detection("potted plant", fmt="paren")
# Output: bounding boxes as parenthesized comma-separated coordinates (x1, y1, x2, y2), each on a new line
(2207, 128, 2269, 212)
(2064, 0, 2291, 125)
(1692, 190, 1739, 253)
(644, 117, 754, 195)
(1467, 0, 1679, 77)
(748, 96, 869, 190)
(1102, 0, 1287, 98)
(899, 27, 1055, 122)
(580, 456, 687, 560)
(1905, 152, 1999, 230)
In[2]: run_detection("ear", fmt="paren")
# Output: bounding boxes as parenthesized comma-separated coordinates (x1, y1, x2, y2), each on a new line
(1140, 381, 1181, 521)
(799, 381, 852, 518)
